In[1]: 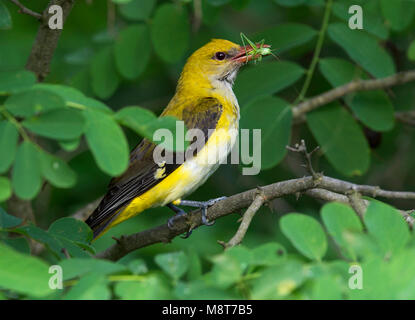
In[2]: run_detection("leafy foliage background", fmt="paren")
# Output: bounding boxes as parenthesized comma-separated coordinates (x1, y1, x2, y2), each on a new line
(0, 0, 414, 299)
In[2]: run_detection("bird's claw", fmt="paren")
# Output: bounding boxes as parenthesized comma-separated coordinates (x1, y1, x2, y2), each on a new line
(201, 196, 226, 225)
(167, 208, 187, 230)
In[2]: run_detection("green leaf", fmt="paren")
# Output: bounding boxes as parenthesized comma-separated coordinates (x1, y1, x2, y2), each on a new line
(350, 91, 395, 132)
(332, 0, 389, 40)
(364, 200, 410, 257)
(22, 109, 85, 140)
(240, 96, 292, 170)
(0, 206, 22, 229)
(118, 0, 156, 21)
(60, 258, 127, 280)
(251, 242, 286, 266)
(114, 105, 157, 137)
(307, 103, 370, 176)
(5, 89, 66, 118)
(319, 58, 362, 87)
(83, 108, 129, 176)
(205, 250, 245, 289)
(90, 47, 120, 99)
(349, 251, 415, 299)
(64, 273, 110, 300)
(154, 251, 188, 280)
(253, 23, 317, 54)
(39, 152, 77, 188)
(222, 246, 253, 273)
(54, 235, 90, 258)
(0, 120, 19, 173)
(311, 275, 344, 300)
(280, 213, 327, 261)
(49, 217, 92, 244)
(14, 224, 65, 258)
(174, 280, 238, 300)
(251, 260, 306, 299)
(234, 61, 304, 105)
(320, 202, 363, 261)
(328, 23, 395, 79)
(117, 109, 188, 151)
(186, 249, 202, 281)
(0, 244, 53, 297)
(33, 84, 113, 114)
(114, 274, 171, 299)
(0, 176, 11, 202)
(380, 0, 415, 31)
(319, 58, 395, 132)
(127, 259, 148, 275)
(0, 70, 36, 94)
(408, 40, 415, 61)
(2, 237, 30, 254)
(151, 4, 190, 64)
(11, 141, 42, 200)
(0, 0, 11, 30)
(114, 25, 151, 80)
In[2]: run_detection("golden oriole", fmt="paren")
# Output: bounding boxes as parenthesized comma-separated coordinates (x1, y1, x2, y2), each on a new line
(86, 39, 271, 239)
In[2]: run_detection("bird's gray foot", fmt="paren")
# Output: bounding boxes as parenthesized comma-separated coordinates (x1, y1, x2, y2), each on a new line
(179, 196, 227, 226)
(166, 203, 192, 238)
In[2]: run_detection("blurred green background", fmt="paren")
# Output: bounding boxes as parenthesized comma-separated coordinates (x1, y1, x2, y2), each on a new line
(1, 0, 415, 300)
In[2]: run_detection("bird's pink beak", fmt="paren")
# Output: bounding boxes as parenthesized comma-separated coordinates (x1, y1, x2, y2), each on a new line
(232, 43, 271, 63)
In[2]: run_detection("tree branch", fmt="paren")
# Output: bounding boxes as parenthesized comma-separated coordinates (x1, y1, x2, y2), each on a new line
(95, 177, 318, 260)
(292, 70, 415, 118)
(8, 0, 42, 20)
(304, 188, 414, 228)
(395, 111, 415, 127)
(7, 0, 75, 239)
(25, 0, 76, 81)
(218, 189, 266, 249)
(95, 175, 415, 261)
(318, 176, 415, 200)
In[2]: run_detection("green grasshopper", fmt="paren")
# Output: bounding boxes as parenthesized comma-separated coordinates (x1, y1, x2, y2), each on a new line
(240, 32, 279, 63)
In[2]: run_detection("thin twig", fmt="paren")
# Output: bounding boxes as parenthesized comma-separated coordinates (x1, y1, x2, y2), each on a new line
(292, 70, 415, 118)
(286, 140, 320, 179)
(346, 190, 366, 222)
(294, 0, 333, 103)
(8, 0, 42, 20)
(395, 111, 415, 127)
(218, 189, 266, 249)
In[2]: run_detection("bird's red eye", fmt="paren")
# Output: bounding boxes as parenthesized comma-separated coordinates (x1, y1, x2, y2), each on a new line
(215, 52, 226, 60)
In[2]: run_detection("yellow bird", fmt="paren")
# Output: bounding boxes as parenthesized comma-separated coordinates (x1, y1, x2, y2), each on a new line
(85, 39, 270, 239)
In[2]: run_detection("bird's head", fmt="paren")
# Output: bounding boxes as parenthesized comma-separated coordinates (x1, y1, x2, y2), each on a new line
(177, 39, 271, 94)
